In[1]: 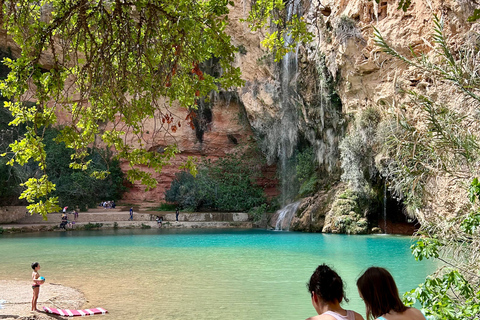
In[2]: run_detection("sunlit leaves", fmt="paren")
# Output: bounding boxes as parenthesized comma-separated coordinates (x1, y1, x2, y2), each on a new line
(468, 9, 480, 22)
(404, 270, 480, 320)
(410, 238, 440, 261)
(1, 0, 243, 216)
(245, 0, 313, 61)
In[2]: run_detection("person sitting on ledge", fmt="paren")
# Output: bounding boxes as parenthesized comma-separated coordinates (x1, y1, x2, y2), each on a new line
(156, 216, 163, 227)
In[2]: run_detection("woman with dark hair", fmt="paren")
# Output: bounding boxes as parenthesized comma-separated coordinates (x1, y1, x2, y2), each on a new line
(356, 267, 425, 320)
(306, 264, 364, 320)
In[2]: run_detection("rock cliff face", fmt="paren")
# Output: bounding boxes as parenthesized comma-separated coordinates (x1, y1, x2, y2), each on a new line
(108, 98, 279, 204)
(227, 0, 479, 231)
(2, 0, 477, 228)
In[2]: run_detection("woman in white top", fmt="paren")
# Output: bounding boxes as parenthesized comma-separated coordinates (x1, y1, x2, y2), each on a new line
(356, 267, 426, 320)
(306, 264, 364, 320)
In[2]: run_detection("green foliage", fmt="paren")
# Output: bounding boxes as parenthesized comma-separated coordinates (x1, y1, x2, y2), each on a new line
(248, 203, 268, 222)
(410, 238, 440, 261)
(298, 174, 318, 197)
(295, 147, 318, 196)
(83, 222, 103, 230)
(296, 147, 315, 183)
(0, 157, 23, 204)
(165, 152, 266, 212)
(468, 9, 480, 22)
(113, 222, 118, 230)
(152, 203, 178, 211)
(405, 180, 480, 319)
(404, 270, 480, 320)
(43, 128, 126, 211)
(0, 0, 243, 217)
(141, 223, 151, 229)
(244, 0, 313, 61)
(469, 177, 480, 204)
(325, 189, 369, 234)
(0, 227, 3, 234)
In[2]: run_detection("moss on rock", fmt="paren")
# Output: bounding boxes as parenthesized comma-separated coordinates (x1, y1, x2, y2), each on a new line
(322, 188, 369, 234)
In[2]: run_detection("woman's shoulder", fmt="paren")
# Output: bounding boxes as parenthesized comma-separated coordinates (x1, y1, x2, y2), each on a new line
(306, 311, 363, 320)
(305, 314, 339, 320)
(350, 310, 364, 320)
(404, 307, 425, 319)
(377, 308, 425, 320)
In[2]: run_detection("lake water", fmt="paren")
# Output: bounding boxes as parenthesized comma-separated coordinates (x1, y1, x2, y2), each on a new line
(0, 229, 436, 319)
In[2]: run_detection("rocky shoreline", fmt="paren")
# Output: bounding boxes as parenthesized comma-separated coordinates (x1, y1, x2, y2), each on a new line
(0, 280, 86, 320)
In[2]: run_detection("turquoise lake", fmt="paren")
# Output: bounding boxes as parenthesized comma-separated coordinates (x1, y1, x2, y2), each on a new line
(0, 229, 436, 319)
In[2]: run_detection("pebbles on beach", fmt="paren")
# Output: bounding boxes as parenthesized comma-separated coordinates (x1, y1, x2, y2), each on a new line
(0, 280, 86, 319)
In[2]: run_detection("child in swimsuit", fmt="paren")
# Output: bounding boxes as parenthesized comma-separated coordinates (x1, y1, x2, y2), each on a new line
(31, 262, 41, 312)
(306, 264, 364, 320)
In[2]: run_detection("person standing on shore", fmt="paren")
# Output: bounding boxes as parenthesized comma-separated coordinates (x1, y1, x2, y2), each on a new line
(175, 208, 179, 221)
(129, 207, 133, 221)
(31, 262, 42, 312)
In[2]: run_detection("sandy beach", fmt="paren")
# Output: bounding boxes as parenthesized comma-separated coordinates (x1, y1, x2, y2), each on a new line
(0, 280, 86, 319)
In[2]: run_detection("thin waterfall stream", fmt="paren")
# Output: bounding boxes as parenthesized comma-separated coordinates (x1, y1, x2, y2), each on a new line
(275, 201, 301, 231)
(384, 180, 387, 233)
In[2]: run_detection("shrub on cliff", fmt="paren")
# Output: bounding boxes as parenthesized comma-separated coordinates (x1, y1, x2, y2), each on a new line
(339, 107, 380, 194)
(296, 147, 319, 196)
(322, 188, 371, 235)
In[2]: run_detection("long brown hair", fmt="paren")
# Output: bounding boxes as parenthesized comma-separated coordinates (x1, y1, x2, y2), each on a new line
(357, 267, 407, 319)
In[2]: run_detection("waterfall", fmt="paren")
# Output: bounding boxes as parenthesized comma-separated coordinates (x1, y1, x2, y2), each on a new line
(275, 201, 301, 231)
(383, 180, 387, 234)
(278, 0, 301, 206)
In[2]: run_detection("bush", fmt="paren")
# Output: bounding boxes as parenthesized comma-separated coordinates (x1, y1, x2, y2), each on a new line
(249, 203, 267, 222)
(165, 153, 266, 212)
(83, 223, 103, 230)
(44, 128, 127, 211)
(295, 147, 319, 196)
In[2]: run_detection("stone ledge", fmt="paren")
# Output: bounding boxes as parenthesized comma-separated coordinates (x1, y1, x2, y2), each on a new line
(0, 220, 253, 232)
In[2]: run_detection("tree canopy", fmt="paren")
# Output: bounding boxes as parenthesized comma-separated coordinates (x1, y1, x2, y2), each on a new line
(0, 0, 243, 217)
